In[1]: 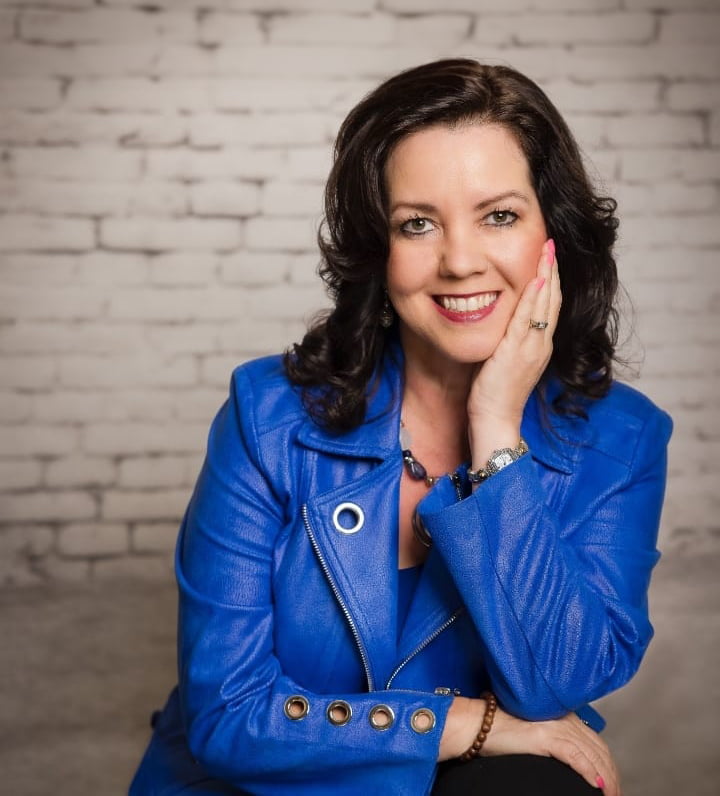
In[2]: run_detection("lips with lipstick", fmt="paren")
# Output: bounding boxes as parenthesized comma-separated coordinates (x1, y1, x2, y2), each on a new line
(434, 291, 499, 321)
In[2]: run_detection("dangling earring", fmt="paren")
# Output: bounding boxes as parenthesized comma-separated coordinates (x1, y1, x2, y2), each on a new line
(379, 292, 394, 328)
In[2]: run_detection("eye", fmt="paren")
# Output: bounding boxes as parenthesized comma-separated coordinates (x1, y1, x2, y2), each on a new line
(484, 209, 518, 227)
(400, 216, 435, 236)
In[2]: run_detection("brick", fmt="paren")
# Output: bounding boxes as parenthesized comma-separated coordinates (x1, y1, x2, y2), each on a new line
(289, 252, 323, 285)
(620, 215, 720, 248)
(0, 255, 78, 286)
(1, 356, 57, 389)
(0, 425, 77, 457)
(189, 182, 261, 218)
(0, 491, 95, 522)
(606, 114, 704, 147)
(145, 324, 219, 355)
(76, 253, 149, 286)
(0, 9, 14, 40)
(45, 455, 116, 488)
(210, 78, 372, 112)
(286, 146, 333, 182)
(217, 319, 296, 355)
(0, 179, 188, 218)
(394, 15, 471, 45)
(641, 344, 713, 377)
(0, 79, 61, 109)
(385, 0, 619, 10)
(101, 218, 241, 252)
(0, 286, 105, 321)
(245, 216, 317, 251)
(92, 553, 174, 581)
(0, 525, 56, 587)
(58, 522, 128, 557)
(189, 113, 329, 148)
(173, 389, 225, 423)
(118, 455, 195, 489)
(0, 110, 189, 148)
(0, 215, 94, 252)
(637, 311, 720, 345)
(220, 251, 291, 286)
(0, 460, 42, 490)
(245, 284, 327, 321)
(31, 392, 108, 424)
(10, 147, 143, 181)
(102, 488, 189, 520)
(148, 253, 218, 286)
(107, 286, 250, 322)
(659, 12, 720, 43)
(132, 522, 178, 554)
(473, 12, 654, 45)
(67, 79, 212, 113)
(544, 79, 660, 114)
(198, 13, 263, 45)
(0, 391, 32, 423)
(613, 182, 717, 216)
(620, 148, 720, 182)
(666, 82, 720, 112)
(711, 112, 720, 147)
(145, 148, 287, 181)
(269, 13, 395, 45)
(20, 8, 196, 44)
(625, 0, 718, 9)
(261, 182, 323, 217)
(59, 354, 196, 389)
(83, 423, 206, 455)
(37, 554, 92, 583)
(0, 43, 76, 77)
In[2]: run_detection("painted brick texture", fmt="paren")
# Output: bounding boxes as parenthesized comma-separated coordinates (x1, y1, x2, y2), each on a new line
(0, 0, 718, 584)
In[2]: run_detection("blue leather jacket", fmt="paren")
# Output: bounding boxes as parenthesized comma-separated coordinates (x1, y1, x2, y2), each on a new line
(131, 350, 671, 796)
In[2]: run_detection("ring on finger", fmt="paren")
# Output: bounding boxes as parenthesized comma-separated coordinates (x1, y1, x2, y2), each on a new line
(529, 319, 549, 329)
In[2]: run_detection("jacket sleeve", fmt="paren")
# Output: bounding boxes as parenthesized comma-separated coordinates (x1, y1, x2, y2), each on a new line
(417, 403, 672, 721)
(176, 367, 451, 796)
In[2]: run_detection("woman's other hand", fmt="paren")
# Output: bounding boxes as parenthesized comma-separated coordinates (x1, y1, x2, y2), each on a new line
(439, 697, 620, 796)
(467, 239, 561, 464)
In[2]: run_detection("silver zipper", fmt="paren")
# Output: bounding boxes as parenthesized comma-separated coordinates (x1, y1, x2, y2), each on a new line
(384, 607, 464, 690)
(302, 503, 375, 691)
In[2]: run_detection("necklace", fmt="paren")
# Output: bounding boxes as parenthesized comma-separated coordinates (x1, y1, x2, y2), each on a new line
(400, 420, 461, 548)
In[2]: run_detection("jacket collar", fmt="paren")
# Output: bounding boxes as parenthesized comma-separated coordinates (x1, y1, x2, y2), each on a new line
(298, 343, 585, 475)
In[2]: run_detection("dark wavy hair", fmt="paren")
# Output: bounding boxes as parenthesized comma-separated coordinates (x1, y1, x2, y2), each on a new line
(285, 59, 619, 432)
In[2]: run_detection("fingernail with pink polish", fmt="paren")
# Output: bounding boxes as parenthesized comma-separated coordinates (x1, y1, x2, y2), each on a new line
(536, 277, 546, 291)
(596, 775, 605, 790)
(547, 238, 555, 265)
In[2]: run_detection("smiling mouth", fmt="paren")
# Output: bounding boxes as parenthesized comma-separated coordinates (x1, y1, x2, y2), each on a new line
(436, 292, 499, 312)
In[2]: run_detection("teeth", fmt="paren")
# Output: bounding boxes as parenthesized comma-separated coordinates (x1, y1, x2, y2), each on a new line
(440, 292, 497, 312)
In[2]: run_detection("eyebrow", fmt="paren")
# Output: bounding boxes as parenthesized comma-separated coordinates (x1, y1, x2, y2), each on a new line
(389, 190, 532, 215)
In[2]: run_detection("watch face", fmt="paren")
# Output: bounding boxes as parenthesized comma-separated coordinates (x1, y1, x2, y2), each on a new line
(495, 451, 514, 468)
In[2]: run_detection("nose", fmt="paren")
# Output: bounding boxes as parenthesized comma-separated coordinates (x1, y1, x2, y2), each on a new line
(438, 225, 488, 278)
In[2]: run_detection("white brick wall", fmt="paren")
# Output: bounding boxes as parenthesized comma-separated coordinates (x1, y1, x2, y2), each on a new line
(0, 0, 718, 584)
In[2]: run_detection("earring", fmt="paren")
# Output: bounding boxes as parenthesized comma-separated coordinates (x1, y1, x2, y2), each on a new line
(379, 293, 394, 328)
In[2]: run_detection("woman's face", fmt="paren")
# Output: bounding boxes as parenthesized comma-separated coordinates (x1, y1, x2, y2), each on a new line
(385, 122, 548, 369)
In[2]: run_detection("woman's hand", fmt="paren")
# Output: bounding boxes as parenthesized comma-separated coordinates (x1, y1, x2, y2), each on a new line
(467, 238, 561, 464)
(439, 697, 621, 796)
(484, 707, 621, 796)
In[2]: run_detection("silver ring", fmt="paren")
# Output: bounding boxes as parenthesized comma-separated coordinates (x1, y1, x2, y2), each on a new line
(529, 319, 549, 329)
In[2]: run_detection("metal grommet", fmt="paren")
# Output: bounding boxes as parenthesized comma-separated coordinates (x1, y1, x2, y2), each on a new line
(332, 502, 365, 535)
(284, 695, 309, 721)
(326, 700, 352, 727)
(368, 704, 395, 731)
(410, 708, 436, 734)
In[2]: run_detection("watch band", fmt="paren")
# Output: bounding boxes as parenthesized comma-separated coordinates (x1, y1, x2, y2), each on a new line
(467, 438, 529, 484)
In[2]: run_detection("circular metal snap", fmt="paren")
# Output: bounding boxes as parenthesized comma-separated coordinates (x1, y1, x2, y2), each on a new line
(332, 502, 365, 535)
(410, 708, 436, 734)
(368, 704, 395, 731)
(326, 700, 352, 726)
(283, 695, 309, 721)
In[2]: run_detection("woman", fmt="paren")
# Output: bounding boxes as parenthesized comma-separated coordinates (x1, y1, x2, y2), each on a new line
(131, 59, 671, 796)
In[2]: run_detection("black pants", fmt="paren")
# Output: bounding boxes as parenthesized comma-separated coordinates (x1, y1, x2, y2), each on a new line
(432, 754, 601, 795)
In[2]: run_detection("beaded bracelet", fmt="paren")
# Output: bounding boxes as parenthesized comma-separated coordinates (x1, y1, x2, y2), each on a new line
(459, 691, 497, 761)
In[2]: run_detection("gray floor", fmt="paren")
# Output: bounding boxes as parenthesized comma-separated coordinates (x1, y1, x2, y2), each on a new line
(1, 551, 718, 796)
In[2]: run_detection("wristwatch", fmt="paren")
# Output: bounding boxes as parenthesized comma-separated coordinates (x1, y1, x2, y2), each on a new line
(467, 438, 529, 484)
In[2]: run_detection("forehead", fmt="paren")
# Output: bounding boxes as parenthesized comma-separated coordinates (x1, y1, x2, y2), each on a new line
(385, 122, 532, 197)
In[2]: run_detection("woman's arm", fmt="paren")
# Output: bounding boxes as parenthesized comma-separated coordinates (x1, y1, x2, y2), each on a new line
(176, 366, 452, 795)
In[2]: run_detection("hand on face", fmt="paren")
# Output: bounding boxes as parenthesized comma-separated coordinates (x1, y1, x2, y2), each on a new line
(467, 238, 561, 434)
